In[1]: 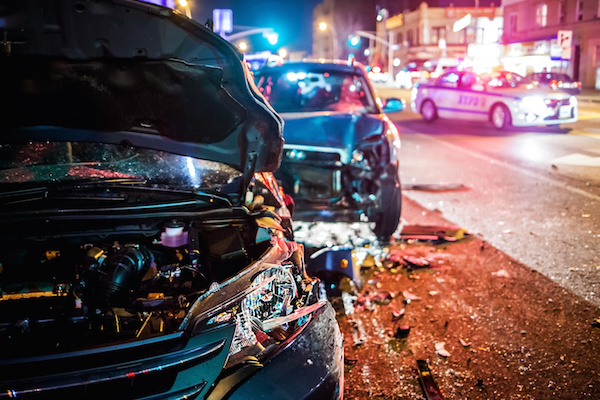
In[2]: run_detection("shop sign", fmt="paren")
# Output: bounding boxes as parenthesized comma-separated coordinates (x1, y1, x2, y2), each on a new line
(446, 6, 496, 19)
(558, 30, 572, 59)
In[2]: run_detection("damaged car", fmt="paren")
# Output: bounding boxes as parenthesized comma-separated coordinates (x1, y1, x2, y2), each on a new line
(0, 1, 343, 399)
(254, 61, 404, 241)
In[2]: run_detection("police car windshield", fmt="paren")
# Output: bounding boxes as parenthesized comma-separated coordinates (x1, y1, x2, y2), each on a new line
(256, 70, 378, 114)
(484, 71, 526, 88)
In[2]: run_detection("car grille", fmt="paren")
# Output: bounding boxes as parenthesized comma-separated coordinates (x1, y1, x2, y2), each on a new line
(543, 98, 574, 120)
(284, 150, 342, 163)
(0, 328, 230, 399)
(545, 99, 571, 108)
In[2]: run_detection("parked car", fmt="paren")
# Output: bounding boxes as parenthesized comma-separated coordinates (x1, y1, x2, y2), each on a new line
(412, 69, 578, 130)
(395, 60, 433, 89)
(524, 72, 582, 95)
(254, 60, 404, 240)
(0, 1, 343, 399)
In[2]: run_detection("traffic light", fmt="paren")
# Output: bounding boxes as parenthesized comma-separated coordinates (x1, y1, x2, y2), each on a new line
(349, 35, 360, 47)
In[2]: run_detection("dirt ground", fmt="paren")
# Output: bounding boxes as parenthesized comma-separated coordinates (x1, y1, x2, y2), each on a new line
(333, 197, 600, 399)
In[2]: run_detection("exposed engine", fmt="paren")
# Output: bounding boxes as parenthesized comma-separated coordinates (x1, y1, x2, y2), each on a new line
(0, 217, 271, 358)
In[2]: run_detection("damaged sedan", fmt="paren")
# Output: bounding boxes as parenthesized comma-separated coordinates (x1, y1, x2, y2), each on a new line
(0, 1, 343, 399)
(254, 61, 404, 241)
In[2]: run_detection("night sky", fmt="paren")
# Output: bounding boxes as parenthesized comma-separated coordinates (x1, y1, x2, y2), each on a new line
(193, 0, 323, 55)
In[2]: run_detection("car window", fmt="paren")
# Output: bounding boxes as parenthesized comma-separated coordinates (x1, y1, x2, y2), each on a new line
(438, 71, 460, 88)
(256, 70, 378, 114)
(485, 71, 525, 88)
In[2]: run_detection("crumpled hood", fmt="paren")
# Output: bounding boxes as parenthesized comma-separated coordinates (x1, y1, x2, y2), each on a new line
(279, 111, 385, 162)
(0, 0, 283, 173)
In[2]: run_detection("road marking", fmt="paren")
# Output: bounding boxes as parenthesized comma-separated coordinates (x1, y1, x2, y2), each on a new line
(420, 135, 600, 202)
(551, 153, 600, 167)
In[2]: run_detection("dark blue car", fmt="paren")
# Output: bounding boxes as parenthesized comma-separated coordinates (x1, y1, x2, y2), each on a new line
(255, 61, 404, 240)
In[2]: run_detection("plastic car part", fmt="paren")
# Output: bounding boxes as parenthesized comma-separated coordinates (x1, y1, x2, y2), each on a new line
(491, 103, 511, 130)
(421, 99, 438, 122)
(416, 359, 446, 400)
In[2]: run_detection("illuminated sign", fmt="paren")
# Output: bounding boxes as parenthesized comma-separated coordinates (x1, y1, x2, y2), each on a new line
(446, 7, 496, 19)
(558, 30, 572, 59)
(213, 9, 233, 34)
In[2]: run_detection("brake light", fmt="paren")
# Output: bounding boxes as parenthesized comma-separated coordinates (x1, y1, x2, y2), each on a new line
(550, 80, 558, 89)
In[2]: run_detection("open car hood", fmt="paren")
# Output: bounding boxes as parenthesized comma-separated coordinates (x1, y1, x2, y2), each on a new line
(0, 0, 284, 173)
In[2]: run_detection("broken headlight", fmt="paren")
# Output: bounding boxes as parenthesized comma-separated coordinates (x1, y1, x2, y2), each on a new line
(205, 264, 324, 367)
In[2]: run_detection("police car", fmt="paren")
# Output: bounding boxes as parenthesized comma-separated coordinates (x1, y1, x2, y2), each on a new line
(411, 69, 578, 130)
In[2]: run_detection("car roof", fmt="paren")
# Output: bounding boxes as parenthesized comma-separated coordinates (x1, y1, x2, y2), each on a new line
(257, 60, 368, 75)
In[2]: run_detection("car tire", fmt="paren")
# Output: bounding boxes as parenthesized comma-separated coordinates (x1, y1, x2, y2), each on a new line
(421, 100, 437, 122)
(370, 175, 402, 242)
(491, 104, 511, 130)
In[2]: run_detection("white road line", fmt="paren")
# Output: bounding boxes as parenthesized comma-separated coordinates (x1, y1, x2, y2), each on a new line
(418, 134, 600, 202)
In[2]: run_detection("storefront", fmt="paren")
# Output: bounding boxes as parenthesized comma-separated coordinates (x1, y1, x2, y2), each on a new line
(501, 37, 573, 78)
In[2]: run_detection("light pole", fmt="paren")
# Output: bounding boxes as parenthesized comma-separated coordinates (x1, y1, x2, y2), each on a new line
(355, 30, 395, 78)
(319, 21, 338, 60)
(176, 0, 192, 18)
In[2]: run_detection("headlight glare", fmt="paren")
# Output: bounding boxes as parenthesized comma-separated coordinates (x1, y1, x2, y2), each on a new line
(521, 95, 548, 114)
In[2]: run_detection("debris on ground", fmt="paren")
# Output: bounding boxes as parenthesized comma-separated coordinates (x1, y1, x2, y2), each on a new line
(292, 208, 600, 399)
(334, 232, 600, 399)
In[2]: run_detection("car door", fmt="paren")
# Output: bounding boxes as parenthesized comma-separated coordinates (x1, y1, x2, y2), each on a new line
(429, 71, 461, 119)
(453, 72, 489, 122)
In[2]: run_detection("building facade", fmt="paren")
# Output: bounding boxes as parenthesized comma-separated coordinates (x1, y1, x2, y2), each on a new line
(376, 2, 503, 77)
(502, 0, 600, 88)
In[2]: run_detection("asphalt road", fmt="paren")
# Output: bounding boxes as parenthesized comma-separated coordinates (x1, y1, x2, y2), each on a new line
(377, 86, 600, 307)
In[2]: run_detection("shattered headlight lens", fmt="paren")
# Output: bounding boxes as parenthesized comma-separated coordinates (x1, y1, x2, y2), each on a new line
(205, 265, 323, 364)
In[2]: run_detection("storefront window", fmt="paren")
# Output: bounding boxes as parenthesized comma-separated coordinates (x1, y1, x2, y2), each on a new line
(431, 27, 446, 45)
(396, 32, 403, 45)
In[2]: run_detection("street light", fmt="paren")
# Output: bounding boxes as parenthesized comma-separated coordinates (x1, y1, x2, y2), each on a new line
(355, 30, 396, 78)
(318, 20, 337, 59)
(176, 0, 191, 18)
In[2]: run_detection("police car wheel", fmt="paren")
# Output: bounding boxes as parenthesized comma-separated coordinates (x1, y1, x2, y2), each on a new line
(491, 104, 511, 130)
(421, 100, 437, 122)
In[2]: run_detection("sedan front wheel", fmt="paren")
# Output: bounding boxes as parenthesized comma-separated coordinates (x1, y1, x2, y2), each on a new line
(421, 100, 437, 122)
(491, 104, 511, 130)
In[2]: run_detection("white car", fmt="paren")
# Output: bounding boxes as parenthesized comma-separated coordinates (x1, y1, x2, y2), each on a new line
(411, 70, 578, 130)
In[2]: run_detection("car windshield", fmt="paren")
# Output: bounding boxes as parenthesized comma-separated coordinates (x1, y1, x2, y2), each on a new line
(484, 71, 526, 88)
(0, 142, 241, 189)
(256, 69, 378, 113)
(532, 73, 572, 82)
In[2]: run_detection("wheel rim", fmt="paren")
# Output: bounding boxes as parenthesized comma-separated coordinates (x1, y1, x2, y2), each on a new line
(492, 106, 506, 128)
(422, 101, 435, 120)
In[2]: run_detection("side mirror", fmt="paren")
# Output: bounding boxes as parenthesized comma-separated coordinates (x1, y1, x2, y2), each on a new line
(382, 97, 405, 113)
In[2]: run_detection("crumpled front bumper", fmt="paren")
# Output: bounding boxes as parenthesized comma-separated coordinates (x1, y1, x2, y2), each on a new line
(221, 301, 344, 400)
